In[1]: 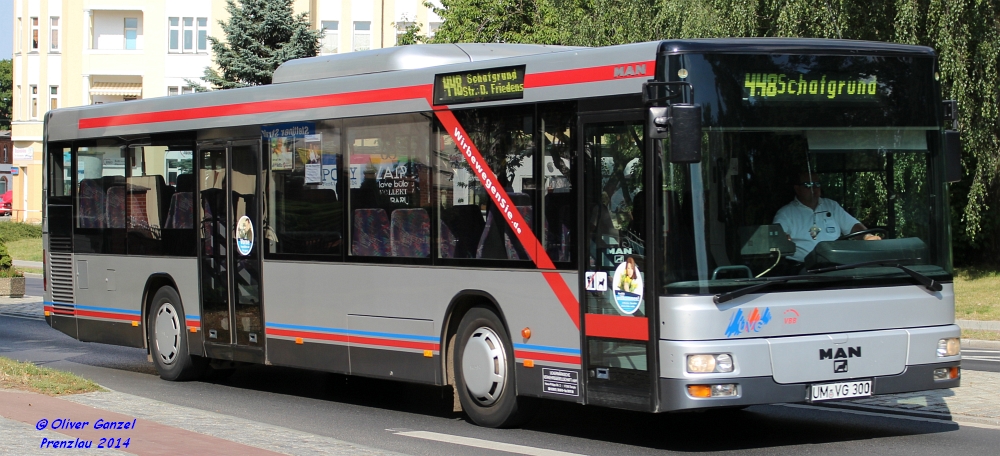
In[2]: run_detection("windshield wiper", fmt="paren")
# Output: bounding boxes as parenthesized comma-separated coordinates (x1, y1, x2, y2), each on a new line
(713, 275, 848, 304)
(807, 259, 943, 292)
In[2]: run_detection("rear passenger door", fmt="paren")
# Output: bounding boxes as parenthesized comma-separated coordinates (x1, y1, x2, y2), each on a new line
(198, 140, 265, 363)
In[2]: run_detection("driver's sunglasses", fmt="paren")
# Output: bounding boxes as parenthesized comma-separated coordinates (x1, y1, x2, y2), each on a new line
(797, 181, 822, 188)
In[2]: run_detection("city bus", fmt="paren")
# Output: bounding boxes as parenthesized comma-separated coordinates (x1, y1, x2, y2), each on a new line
(43, 39, 962, 428)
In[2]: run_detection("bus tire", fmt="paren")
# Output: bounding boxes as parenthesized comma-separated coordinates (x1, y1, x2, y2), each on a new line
(147, 287, 205, 381)
(454, 307, 535, 428)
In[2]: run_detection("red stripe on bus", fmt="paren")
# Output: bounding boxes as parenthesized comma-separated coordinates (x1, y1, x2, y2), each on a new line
(78, 85, 434, 129)
(45, 306, 75, 316)
(524, 61, 656, 88)
(584, 314, 649, 341)
(75, 310, 135, 322)
(265, 328, 439, 351)
(433, 109, 580, 329)
(514, 350, 581, 365)
(186, 320, 201, 328)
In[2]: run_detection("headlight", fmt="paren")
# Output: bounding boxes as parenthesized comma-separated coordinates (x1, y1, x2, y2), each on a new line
(937, 338, 960, 357)
(687, 353, 735, 373)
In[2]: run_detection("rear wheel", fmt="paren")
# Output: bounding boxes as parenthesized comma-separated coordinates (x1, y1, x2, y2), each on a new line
(454, 307, 535, 428)
(148, 287, 205, 381)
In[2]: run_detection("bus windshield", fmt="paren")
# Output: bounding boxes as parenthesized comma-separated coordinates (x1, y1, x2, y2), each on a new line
(659, 53, 951, 294)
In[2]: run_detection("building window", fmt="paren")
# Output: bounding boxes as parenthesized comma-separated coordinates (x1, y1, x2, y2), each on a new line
(16, 18, 21, 51)
(30, 85, 38, 119)
(30, 17, 39, 50)
(395, 22, 415, 45)
(183, 17, 193, 51)
(429, 22, 442, 36)
(167, 87, 178, 96)
(50, 17, 60, 51)
(321, 21, 338, 54)
(49, 86, 59, 111)
(198, 18, 208, 51)
(125, 18, 138, 50)
(168, 17, 208, 53)
(168, 17, 179, 51)
(167, 86, 197, 96)
(353, 21, 370, 52)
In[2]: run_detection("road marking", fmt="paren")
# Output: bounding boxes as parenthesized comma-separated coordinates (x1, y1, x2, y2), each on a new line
(779, 404, 1000, 431)
(391, 430, 584, 456)
(962, 356, 1000, 362)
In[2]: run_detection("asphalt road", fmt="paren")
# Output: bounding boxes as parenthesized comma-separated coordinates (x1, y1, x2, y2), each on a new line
(1, 315, 998, 455)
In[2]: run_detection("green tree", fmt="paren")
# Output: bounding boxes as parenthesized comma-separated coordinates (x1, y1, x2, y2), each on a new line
(0, 59, 12, 129)
(196, 0, 323, 89)
(433, 0, 1000, 263)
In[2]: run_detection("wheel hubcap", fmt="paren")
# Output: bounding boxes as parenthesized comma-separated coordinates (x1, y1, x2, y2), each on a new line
(461, 326, 507, 406)
(154, 302, 181, 365)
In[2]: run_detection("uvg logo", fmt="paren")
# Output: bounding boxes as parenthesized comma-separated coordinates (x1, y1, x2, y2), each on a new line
(724, 307, 771, 338)
(613, 64, 647, 78)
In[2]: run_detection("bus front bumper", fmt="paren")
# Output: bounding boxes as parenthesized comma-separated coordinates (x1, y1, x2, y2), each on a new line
(658, 361, 960, 412)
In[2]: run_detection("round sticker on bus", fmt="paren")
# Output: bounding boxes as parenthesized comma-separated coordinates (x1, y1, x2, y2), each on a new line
(236, 215, 254, 256)
(612, 257, 643, 315)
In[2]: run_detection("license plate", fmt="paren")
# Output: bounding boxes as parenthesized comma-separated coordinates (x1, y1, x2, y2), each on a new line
(809, 380, 872, 401)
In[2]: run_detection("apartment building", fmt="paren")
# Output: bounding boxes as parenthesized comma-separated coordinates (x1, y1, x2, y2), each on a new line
(9, 0, 442, 223)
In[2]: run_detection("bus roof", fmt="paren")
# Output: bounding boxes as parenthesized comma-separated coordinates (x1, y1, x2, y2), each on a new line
(271, 43, 584, 83)
(46, 38, 936, 142)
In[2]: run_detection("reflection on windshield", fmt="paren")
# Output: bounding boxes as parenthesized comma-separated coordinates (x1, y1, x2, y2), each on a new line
(661, 128, 951, 294)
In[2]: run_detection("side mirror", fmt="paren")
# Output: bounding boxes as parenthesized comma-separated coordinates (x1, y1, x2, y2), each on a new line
(648, 104, 702, 163)
(944, 130, 962, 183)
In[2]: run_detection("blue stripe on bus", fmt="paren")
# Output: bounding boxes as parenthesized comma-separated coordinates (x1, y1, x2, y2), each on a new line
(44, 301, 75, 307)
(265, 322, 439, 342)
(73, 304, 142, 315)
(513, 343, 580, 355)
(185, 315, 200, 320)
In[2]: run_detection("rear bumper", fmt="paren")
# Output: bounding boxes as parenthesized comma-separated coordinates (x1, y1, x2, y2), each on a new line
(658, 362, 960, 412)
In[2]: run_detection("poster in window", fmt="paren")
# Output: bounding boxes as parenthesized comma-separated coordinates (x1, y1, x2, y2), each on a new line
(611, 257, 643, 315)
(303, 134, 322, 184)
(262, 122, 315, 171)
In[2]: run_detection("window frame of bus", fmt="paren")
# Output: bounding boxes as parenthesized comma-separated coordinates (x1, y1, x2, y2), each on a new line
(46, 142, 73, 205)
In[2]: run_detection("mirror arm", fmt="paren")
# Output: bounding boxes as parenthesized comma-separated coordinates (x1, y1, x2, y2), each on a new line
(642, 81, 694, 106)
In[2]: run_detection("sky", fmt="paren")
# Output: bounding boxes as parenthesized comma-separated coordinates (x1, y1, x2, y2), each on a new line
(1, 0, 11, 60)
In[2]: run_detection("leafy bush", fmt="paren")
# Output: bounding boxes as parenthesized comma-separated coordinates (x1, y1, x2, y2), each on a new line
(0, 242, 21, 278)
(0, 221, 42, 243)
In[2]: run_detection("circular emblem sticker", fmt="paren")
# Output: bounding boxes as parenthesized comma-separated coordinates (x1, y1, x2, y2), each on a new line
(611, 257, 643, 315)
(236, 215, 254, 256)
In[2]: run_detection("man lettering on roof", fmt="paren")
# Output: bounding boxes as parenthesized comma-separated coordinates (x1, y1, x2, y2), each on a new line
(773, 170, 880, 262)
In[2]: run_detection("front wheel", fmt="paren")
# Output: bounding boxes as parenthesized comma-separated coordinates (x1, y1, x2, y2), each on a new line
(147, 287, 206, 381)
(454, 307, 536, 428)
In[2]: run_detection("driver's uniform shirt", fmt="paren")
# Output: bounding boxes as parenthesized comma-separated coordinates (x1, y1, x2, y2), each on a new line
(773, 197, 860, 262)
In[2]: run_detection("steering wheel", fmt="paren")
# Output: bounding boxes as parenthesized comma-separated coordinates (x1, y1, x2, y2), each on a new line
(838, 227, 888, 241)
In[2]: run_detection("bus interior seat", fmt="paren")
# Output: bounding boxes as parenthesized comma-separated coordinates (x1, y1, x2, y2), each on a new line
(78, 178, 106, 228)
(164, 192, 194, 229)
(477, 193, 529, 259)
(505, 206, 533, 260)
(545, 192, 575, 262)
(106, 186, 127, 229)
(390, 208, 430, 258)
(353, 208, 390, 256)
(440, 223, 457, 258)
(441, 204, 485, 258)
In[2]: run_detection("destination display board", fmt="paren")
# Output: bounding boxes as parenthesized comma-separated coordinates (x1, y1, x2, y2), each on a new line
(433, 66, 526, 106)
(742, 72, 881, 104)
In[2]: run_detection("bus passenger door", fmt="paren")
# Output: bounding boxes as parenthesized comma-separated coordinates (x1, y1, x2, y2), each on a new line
(580, 114, 656, 411)
(198, 141, 265, 363)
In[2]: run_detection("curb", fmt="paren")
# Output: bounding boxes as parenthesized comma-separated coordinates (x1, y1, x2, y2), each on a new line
(819, 401, 1000, 428)
(961, 338, 1000, 350)
(957, 319, 1000, 332)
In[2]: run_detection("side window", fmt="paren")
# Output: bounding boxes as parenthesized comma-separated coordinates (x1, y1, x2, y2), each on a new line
(47, 145, 73, 202)
(75, 146, 126, 254)
(436, 106, 535, 260)
(540, 103, 576, 264)
(265, 120, 343, 257)
(346, 114, 431, 258)
(127, 146, 195, 256)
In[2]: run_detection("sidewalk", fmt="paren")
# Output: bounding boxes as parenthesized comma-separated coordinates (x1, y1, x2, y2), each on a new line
(0, 389, 400, 456)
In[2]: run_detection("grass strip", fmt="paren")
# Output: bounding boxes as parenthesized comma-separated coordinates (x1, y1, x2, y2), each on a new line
(5, 237, 42, 263)
(962, 329, 1000, 342)
(0, 356, 104, 396)
(954, 267, 1000, 321)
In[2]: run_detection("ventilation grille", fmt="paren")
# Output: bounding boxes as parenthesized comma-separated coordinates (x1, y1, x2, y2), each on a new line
(48, 248, 74, 304)
(49, 237, 72, 253)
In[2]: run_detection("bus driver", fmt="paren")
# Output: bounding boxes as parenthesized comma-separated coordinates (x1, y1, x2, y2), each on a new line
(773, 170, 881, 263)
